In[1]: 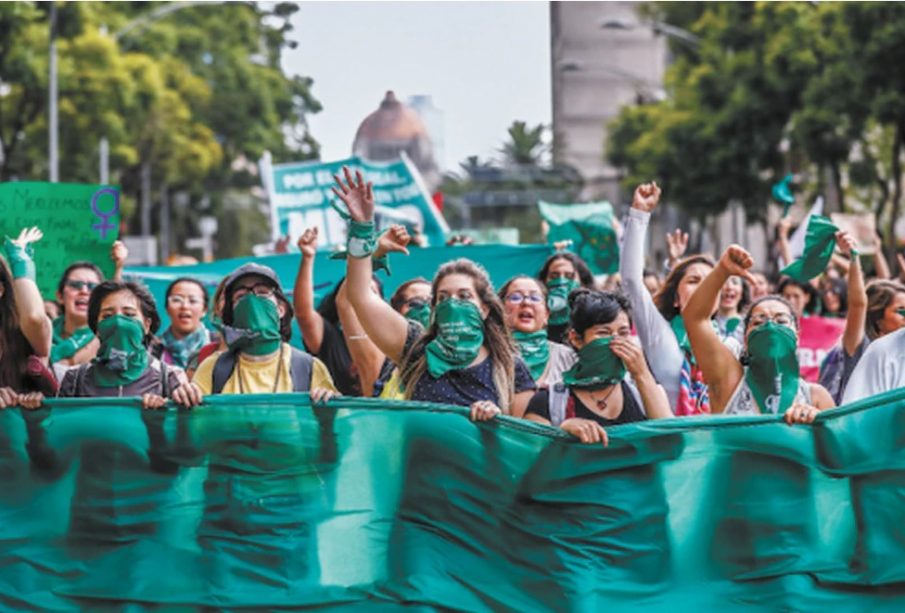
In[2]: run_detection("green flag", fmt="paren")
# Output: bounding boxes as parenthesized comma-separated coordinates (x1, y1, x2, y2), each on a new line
(0, 182, 119, 298)
(538, 200, 619, 274)
(780, 215, 838, 282)
(771, 173, 795, 217)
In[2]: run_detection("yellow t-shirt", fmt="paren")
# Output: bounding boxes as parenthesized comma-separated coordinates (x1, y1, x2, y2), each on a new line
(192, 343, 337, 395)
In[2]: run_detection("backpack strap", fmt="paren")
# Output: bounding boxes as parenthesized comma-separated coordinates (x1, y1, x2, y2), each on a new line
(212, 351, 238, 395)
(548, 382, 570, 427)
(289, 348, 314, 392)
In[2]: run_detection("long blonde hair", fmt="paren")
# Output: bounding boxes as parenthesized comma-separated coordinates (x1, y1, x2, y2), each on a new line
(399, 259, 518, 411)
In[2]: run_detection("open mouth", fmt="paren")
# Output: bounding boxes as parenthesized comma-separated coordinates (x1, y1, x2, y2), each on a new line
(73, 298, 89, 311)
(176, 313, 194, 324)
(517, 311, 535, 324)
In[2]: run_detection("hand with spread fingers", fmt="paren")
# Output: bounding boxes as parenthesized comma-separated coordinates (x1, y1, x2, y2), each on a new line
(469, 400, 502, 422)
(666, 229, 689, 267)
(784, 402, 821, 425)
(560, 418, 609, 446)
(12, 227, 43, 249)
(332, 166, 375, 222)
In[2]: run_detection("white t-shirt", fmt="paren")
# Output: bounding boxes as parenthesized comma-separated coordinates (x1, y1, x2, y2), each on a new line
(841, 327, 905, 405)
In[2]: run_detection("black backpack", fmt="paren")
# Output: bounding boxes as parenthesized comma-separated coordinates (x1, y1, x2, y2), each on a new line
(211, 347, 314, 394)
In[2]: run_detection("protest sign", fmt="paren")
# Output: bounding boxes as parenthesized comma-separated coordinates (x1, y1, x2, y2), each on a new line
(830, 212, 877, 255)
(0, 182, 119, 298)
(538, 200, 619, 274)
(797, 315, 846, 382)
(260, 152, 448, 248)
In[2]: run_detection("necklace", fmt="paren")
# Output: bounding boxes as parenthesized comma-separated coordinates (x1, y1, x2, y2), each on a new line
(237, 344, 284, 394)
(587, 384, 618, 410)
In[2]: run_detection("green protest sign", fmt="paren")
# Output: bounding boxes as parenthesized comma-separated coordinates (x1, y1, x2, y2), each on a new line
(539, 200, 619, 274)
(0, 182, 119, 299)
(261, 153, 448, 248)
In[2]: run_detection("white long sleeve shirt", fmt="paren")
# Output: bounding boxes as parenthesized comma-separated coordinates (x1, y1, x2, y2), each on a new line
(841, 327, 905, 405)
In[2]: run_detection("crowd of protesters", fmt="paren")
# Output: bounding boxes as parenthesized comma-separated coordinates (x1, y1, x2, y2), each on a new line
(1, 169, 904, 445)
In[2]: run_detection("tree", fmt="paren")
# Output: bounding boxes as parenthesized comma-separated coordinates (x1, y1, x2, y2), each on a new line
(501, 121, 546, 166)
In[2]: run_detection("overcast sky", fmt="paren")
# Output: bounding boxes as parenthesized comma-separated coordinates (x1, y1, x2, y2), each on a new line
(285, 1, 551, 172)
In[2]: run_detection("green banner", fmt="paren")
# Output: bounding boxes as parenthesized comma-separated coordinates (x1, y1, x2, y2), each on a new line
(3, 390, 905, 609)
(0, 182, 120, 298)
(126, 243, 554, 337)
(263, 154, 449, 248)
(539, 200, 619, 275)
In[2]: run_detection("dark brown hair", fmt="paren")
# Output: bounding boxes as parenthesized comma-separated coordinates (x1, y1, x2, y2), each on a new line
(538, 252, 595, 288)
(0, 258, 37, 391)
(865, 280, 905, 341)
(653, 254, 715, 320)
(390, 277, 431, 312)
(88, 280, 162, 345)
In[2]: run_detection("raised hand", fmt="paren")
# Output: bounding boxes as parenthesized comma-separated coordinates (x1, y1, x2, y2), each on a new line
(332, 166, 374, 222)
(111, 240, 129, 268)
(777, 217, 792, 241)
(718, 245, 757, 285)
(297, 227, 319, 258)
(666, 229, 689, 266)
(835, 230, 858, 258)
(12, 227, 42, 249)
(631, 182, 661, 213)
(561, 418, 609, 446)
(374, 224, 411, 259)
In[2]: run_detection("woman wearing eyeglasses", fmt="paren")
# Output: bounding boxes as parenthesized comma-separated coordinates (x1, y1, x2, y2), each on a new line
(682, 245, 835, 421)
(156, 278, 216, 370)
(498, 276, 575, 387)
(51, 241, 128, 374)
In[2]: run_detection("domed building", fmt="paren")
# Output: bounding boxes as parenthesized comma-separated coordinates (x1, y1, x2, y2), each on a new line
(352, 91, 440, 190)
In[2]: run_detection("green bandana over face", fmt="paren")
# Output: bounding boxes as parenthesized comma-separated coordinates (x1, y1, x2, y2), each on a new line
(224, 294, 282, 356)
(561, 337, 625, 390)
(745, 321, 800, 414)
(547, 277, 579, 326)
(780, 215, 839, 282)
(405, 300, 432, 329)
(425, 299, 485, 378)
(92, 315, 149, 387)
(51, 317, 95, 363)
(513, 329, 549, 381)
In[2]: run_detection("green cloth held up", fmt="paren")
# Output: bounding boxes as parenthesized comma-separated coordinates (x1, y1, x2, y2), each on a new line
(780, 215, 839, 282)
(771, 173, 795, 216)
(1, 237, 36, 282)
(538, 200, 619, 275)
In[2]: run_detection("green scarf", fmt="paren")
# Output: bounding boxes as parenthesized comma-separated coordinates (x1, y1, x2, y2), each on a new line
(2, 237, 36, 281)
(425, 299, 485, 378)
(91, 315, 149, 387)
(160, 326, 211, 369)
(547, 277, 579, 327)
(745, 322, 800, 415)
(405, 300, 432, 329)
(51, 317, 96, 363)
(670, 315, 692, 356)
(223, 295, 282, 356)
(780, 215, 839, 282)
(513, 330, 550, 381)
(561, 337, 625, 390)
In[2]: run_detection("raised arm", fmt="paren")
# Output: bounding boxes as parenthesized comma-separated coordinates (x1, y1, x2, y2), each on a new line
(837, 231, 867, 356)
(335, 280, 385, 397)
(619, 182, 684, 407)
(683, 246, 755, 412)
(776, 217, 794, 270)
(5, 229, 51, 358)
(333, 168, 409, 364)
(871, 234, 892, 279)
(293, 227, 325, 353)
(110, 240, 128, 282)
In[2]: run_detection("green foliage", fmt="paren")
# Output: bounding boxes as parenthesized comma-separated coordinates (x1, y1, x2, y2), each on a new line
(0, 1, 320, 258)
(607, 1, 905, 238)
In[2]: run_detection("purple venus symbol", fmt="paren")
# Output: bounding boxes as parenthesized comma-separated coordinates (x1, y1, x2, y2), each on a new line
(91, 187, 120, 239)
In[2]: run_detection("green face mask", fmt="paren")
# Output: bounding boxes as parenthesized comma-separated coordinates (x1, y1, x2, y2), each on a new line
(424, 299, 485, 378)
(561, 337, 625, 390)
(745, 321, 800, 414)
(92, 315, 149, 387)
(547, 277, 580, 326)
(513, 330, 549, 381)
(405, 300, 432, 329)
(224, 294, 282, 356)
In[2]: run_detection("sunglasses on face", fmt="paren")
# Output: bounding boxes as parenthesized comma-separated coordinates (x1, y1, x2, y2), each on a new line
(505, 291, 544, 305)
(66, 280, 98, 292)
(405, 298, 429, 310)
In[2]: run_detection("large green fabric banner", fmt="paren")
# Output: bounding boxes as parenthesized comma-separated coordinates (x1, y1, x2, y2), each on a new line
(3, 391, 905, 610)
(125, 243, 555, 335)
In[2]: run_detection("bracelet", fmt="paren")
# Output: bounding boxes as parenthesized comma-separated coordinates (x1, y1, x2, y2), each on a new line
(348, 334, 369, 341)
(347, 220, 377, 259)
(2, 238, 36, 282)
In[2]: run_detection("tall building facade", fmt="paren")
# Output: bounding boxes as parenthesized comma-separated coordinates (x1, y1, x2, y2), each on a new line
(550, 1, 667, 203)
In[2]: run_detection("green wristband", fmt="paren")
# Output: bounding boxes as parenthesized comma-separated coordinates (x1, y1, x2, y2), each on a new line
(3, 238, 36, 282)
(347, 220, 377, 259)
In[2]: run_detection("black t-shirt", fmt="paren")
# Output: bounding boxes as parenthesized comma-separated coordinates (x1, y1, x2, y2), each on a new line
(401, 321, 536, 406)
(525, 382, 647, 427)
(547, 322, 569, 345)
(306, 318, 360, 397)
